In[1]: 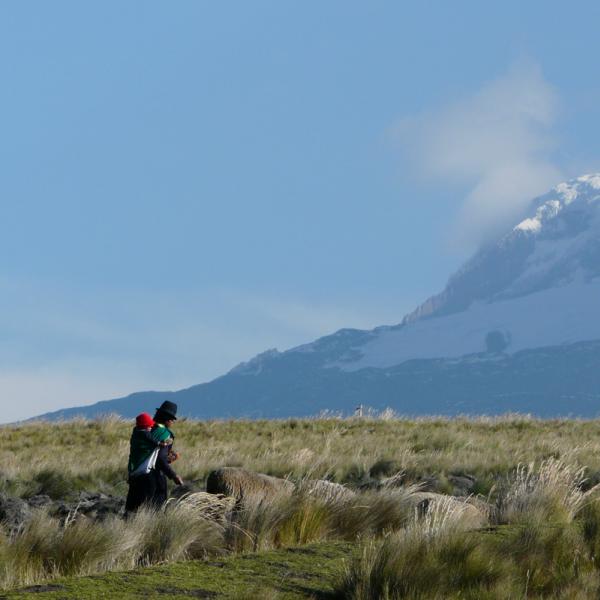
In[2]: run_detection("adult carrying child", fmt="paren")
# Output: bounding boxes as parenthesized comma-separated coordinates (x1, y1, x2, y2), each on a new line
(125, 401, 184, 514)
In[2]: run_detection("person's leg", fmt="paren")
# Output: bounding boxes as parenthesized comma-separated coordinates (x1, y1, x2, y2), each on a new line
(125, 474, 156, 515)
(125, 477, 144, 514)
(151, 471, 168, 507)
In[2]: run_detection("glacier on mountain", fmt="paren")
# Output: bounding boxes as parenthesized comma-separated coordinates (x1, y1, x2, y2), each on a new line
(301, 174, 600, 371)
(333, 280, 600, 370)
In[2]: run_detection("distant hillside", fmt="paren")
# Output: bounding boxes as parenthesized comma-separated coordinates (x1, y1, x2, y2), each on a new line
(40, 339, 600, 420)
(38, 175, 600, 420)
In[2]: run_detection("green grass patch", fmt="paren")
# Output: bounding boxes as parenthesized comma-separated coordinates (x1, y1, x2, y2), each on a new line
(2, 542, 354, 600)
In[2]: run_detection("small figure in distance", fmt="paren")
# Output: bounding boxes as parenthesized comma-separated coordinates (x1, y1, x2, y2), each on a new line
(125, 405, 183, 515)
(150, 401, 184, 506)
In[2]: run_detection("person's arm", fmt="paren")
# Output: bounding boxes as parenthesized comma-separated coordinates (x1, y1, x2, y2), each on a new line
(156, 445, 183, 485)
(140, 429, 161, 447)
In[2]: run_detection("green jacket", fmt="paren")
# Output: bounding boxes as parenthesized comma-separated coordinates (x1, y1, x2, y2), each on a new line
(127, 424, 173, 475)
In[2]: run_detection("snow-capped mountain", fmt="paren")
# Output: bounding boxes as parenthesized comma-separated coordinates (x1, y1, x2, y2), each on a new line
(315, 175, 600, 371)
(405, 174, 600, 321)
(38, 175, 600, 421)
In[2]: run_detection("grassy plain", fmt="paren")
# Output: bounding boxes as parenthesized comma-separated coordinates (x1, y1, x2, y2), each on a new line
(4, 415, 600, 498)
(4, 416, 600, 598)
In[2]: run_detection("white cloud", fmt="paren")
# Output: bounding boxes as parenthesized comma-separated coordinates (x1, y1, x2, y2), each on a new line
(395, 61, 563, 246)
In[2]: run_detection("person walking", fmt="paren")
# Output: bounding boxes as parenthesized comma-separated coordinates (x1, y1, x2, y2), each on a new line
(150, 401, 184, 507)
(125, 401, 183, 514)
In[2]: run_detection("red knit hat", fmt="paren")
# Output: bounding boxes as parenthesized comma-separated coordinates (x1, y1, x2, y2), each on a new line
(136, 412, 155, 429)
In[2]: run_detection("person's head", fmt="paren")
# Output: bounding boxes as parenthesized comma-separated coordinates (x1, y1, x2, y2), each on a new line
(153, 401, 178, 426)
(135, 412, 155, 430)
(154, 414, 174, 428)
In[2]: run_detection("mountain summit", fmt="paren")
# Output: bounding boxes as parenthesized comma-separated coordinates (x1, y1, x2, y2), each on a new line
(406, 174, 600, 323)
(318, 174, 600, 372)
(38, 175, 600, 421)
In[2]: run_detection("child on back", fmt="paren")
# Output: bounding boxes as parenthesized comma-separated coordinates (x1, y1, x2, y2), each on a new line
(127, 413, 172, 478)
(142, 412, 181, 467)
(133, 412, 172, 446)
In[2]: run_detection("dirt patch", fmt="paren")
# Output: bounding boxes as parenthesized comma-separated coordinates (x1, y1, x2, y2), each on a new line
(20, 584, 66, 593)
(287, 546, 319, 555)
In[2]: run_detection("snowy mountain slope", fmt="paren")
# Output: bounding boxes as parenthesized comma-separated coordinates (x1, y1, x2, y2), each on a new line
(35, 174, 600, 420)
(292, 174, 600, 371)
(332, 280, 600, 371)
(404, 174, 600, 323)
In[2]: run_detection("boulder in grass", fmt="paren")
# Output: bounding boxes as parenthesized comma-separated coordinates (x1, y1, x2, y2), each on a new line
(379, 473, 443, 493)
(53, 493, 125, 522)
(0, 494, 32, 532)
(448, 474, 477, 496)
(206, 467, 294, 504)
(27, 495, 53, 509)
(409, 491, 489, 529)
(305, 480, 355, 503)
(171, 492, 236, 525)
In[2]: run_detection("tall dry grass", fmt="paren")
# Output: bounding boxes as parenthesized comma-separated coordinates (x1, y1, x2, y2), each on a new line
(0, 484, 423, 591)
(7, 419, 600, 595)
(6, 415, 600, 500)
(337, 458, 600, 599)
(0, 493, 226, 590)
(495, 457, 596, 525)
(337, 496, 498, 600)
(226, 483, 422, 553)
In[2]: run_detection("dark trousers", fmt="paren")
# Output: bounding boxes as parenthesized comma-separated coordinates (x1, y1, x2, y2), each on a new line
(125, 473, 157, 514)
(153, 471, 168, 506)
(125, 471, 170, 515)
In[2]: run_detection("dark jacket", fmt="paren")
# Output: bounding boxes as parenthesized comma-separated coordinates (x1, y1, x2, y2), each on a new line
(155, 444, 178, 482)
(125, 426, 179, 513)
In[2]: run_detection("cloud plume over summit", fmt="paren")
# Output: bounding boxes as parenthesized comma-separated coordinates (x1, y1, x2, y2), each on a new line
(396, 62, 563, 247)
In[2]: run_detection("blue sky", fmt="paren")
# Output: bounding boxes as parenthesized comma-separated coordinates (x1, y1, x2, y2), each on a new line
(2, 2, 600, 421)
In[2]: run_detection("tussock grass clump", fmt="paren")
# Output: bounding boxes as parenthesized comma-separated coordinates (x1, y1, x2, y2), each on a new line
(226, 485, 421, 553)
(326, 487, 419, 540)
(131, 504, 224, 564)
(497, 519, 591, 596)
(338, 520, 600, 599)
(225, 491, 300, 553)
(496, 458, 596, 525)
(338, 498, 499, 600)
(337, 459, 600, 599)
(0, 494, 227, 591)
(0, 512, 61, 588)
(579, 499, 600, 564)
